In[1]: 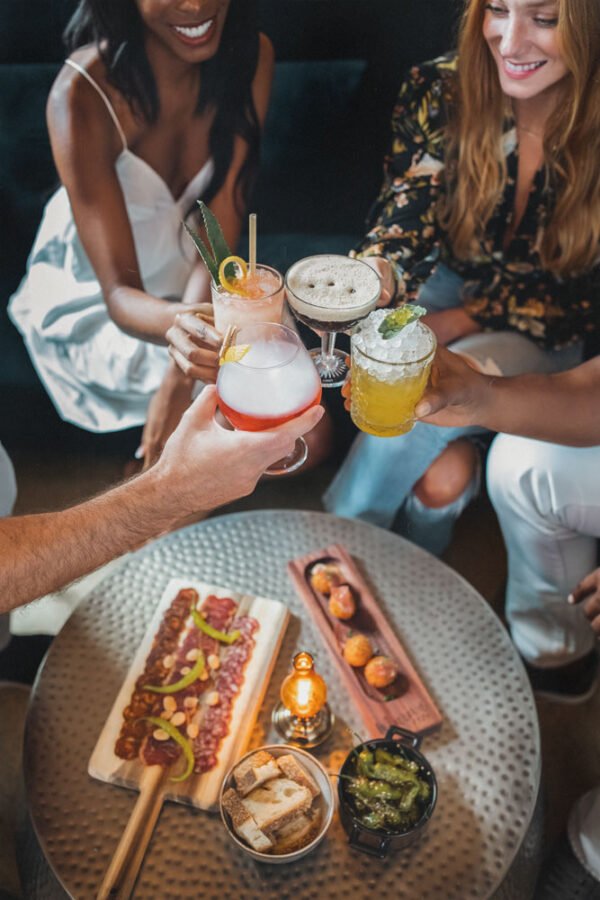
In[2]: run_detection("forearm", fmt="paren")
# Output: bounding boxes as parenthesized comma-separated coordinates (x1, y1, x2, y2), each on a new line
(424, 308, 481, 346)
(477, 364, 600, 446)
(106, 285, 183, 344)
(0, 468, 185, 613)
(181, 263, 212, 306)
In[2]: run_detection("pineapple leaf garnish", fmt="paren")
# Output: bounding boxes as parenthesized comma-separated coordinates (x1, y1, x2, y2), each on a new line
(378, 304, 427, 340)
(183, 222, 219, 282)
(199, 200, 233, 271)
(184, 201, 234, 284)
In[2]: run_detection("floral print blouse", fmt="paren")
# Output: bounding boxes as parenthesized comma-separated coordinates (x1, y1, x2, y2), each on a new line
(354, 54, 599, 351)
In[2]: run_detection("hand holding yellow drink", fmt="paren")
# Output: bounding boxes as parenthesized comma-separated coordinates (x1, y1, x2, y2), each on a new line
(350, 305, 436, 437)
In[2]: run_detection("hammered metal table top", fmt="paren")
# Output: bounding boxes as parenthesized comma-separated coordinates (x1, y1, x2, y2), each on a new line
(23, 510, 540, 900)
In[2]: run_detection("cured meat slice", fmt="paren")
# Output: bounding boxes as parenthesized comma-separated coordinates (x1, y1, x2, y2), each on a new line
(115, 588, 259, 779)
(193, 615, 259, 773)
(139, 593, 237, 768)
(115, 588, 194, 759)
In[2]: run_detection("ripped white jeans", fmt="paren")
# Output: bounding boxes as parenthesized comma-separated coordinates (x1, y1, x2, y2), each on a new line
(487, 435, 600, 667)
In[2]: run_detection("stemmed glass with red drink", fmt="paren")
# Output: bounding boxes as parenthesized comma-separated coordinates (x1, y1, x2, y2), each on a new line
(216, 322, 322, 475)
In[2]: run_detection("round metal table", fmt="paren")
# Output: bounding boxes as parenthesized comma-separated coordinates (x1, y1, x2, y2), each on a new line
(21, 511, 542, 899)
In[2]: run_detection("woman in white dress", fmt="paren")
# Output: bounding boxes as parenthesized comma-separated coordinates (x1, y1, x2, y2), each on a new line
(9, 0, 274, 463)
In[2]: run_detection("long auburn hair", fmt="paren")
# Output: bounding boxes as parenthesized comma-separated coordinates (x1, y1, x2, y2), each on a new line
(438, 0, 600, 276)
(64, 0, 261, 213)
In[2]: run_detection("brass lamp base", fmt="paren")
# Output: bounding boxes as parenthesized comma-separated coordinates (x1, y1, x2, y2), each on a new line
(271, 702, 334, 748)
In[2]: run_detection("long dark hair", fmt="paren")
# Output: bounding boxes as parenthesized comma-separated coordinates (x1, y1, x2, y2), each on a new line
(64, 0, 261, 213)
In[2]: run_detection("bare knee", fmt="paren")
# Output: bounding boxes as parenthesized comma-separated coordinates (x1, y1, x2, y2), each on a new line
(413, 438, 478, 508)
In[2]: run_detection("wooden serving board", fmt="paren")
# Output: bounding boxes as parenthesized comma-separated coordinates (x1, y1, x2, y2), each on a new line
(89, 578, 289, 811)
(287, 544, 442, 737)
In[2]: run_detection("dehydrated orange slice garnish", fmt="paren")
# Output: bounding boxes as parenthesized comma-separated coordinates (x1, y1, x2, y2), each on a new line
(219, 343, 251, 365)
(218, 255, 248, 295)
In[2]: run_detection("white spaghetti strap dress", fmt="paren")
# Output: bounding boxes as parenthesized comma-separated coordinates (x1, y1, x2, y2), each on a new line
(8, 58, 214, 433)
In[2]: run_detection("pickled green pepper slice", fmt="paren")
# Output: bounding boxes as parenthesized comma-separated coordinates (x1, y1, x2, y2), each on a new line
(190, 606, 241, 644)
(144, 716, 195, 782)
(143, 651, 205, 694)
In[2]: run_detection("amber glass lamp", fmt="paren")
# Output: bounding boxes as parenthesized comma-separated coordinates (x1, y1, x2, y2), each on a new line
(272, 651, 334, 747)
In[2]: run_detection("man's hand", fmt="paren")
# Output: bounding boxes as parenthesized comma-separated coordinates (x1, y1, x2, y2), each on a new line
(569, 569, 600, 636)
(157, 386, 324, 517)
(415, 347, 490, 427)
(166, 304, 222, 381)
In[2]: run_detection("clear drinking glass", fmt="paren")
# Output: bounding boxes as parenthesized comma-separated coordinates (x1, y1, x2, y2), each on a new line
(216, 322, 323, 474)
(284, 254, 381, 388)
(211, 264, 284, 333)
(350, 313, 436, 437)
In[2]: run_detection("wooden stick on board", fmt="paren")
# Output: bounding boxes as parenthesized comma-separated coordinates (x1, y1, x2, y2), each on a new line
(114, 781, 165, 900)
(96, 765, 164, 900)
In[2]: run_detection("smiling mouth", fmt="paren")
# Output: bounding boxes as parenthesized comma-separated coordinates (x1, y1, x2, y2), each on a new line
(171, 19, 215, 42)
(503, 59, 547, 75)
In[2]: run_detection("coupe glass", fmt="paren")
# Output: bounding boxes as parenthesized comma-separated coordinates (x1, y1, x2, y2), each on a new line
(285, 254, 381, 388)
(216, 322, 322, 475)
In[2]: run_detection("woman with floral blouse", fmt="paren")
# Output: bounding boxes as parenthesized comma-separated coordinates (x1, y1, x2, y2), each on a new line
(324, 0, 600, 557)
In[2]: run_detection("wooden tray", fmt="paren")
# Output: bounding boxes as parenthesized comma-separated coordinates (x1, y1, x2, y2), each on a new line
(89, 577, 289, 811)
(287, 544, 442, 737)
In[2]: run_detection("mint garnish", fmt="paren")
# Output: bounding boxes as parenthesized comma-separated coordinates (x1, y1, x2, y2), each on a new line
(378, 304, 427, 340)
(184, 200, 233, 284)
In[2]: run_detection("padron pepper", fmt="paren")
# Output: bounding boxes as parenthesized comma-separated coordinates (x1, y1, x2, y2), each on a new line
(347, 776, 404, 803)
(190, 606, 241, 644)
(144, 716, 195, 782)
(143, 651, 206, 694)
(370, 762, 419, 788)
(374, 748, 419, 772)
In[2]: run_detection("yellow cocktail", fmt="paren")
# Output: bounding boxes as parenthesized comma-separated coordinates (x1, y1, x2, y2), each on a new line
(350, 309, 436, 437)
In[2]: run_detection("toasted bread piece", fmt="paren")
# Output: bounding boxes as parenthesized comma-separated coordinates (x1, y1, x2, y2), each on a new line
(222, 787, 274, 853)
(272, 807, 322, 854)
(233, 750, 281, 797)
(242, 777, 312, 834)
(277, 754, 321, 799)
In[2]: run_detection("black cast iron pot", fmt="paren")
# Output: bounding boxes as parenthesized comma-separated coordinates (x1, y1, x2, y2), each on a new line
(338, 725, 437, 859)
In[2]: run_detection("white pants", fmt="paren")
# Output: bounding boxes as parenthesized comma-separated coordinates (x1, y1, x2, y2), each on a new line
(569, 787, 600, 881)
(488, 436, 600, 880)
(487, 435, 600, 667)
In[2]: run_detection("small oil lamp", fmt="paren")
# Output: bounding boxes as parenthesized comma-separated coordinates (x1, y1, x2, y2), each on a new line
(272, 651, 334, 748)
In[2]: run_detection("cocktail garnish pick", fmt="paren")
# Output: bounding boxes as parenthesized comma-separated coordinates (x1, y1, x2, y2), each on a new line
(219, 324, 250, 365)
(219, 324, 237, 359)
(378, 304, 427, 340)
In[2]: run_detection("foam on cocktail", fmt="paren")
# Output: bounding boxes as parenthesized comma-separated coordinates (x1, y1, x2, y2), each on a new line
(353, 309, 435, 378)
(217, 338, 321, 421)
(285, 255, 380, 324)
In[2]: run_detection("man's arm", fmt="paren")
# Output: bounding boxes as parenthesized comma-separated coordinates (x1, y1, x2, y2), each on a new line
(0, 388, 323, 613)
(416, 349, 600, 447)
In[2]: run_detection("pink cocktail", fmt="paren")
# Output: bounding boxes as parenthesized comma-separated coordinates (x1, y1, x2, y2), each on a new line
(211, 264, 284, 332)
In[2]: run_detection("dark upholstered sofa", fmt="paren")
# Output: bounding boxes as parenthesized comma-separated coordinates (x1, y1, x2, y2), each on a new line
(0, 0, 458, 444)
